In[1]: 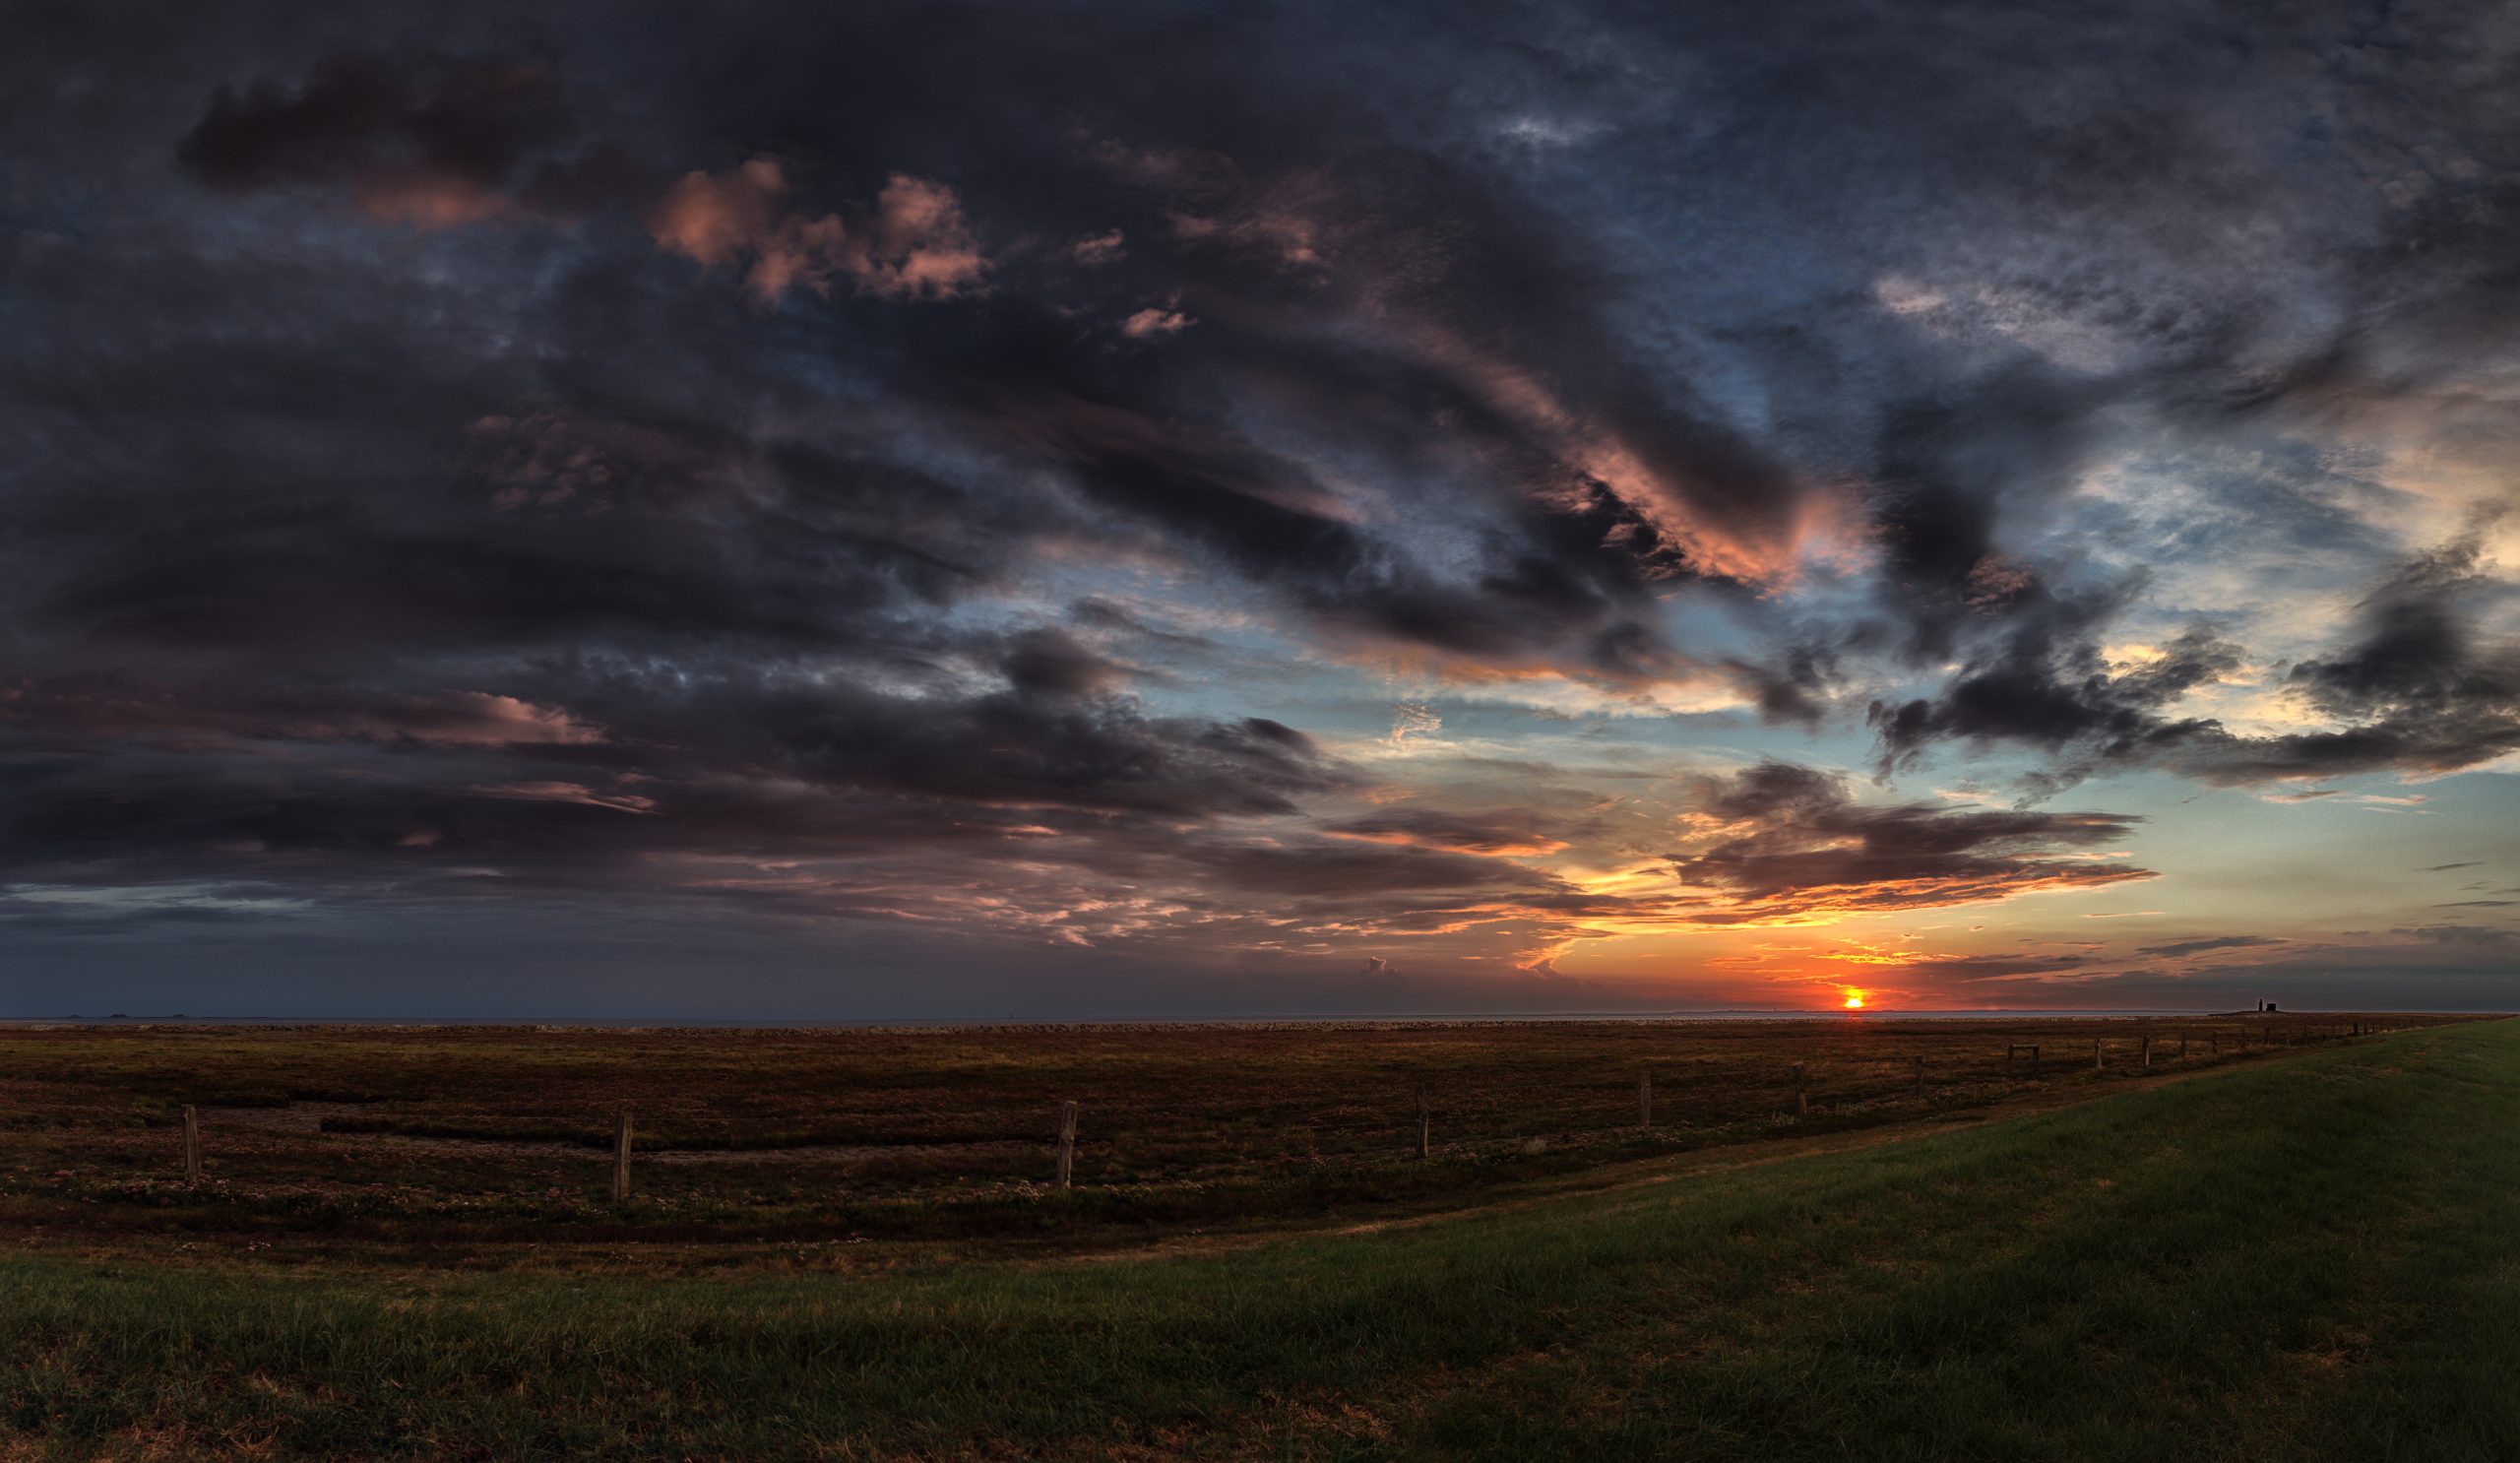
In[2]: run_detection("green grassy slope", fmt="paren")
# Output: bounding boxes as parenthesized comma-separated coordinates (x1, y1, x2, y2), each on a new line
(6, 1020, 2515, 1461)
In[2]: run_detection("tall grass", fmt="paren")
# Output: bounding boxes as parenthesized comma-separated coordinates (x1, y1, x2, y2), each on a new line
(5, 1021, 2514, 1460)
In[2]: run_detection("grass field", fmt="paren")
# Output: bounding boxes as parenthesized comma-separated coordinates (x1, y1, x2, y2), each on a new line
(3, 1015, 2511, 1458)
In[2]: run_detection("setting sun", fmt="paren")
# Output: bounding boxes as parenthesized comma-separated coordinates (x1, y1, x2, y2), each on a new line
(1843, 992, 1864, 1009)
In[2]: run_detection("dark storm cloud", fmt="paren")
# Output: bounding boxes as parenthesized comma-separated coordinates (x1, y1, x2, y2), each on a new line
(698, 678, 1350, 820)
(1, 5, 1868, 975)
(1867, 604, 2242, 785)
(1868, 527, 2520, 793)
(0, 660, 1353, 878)
(1884, 952, 2092, 984)
(1857, 369, 2114, 665)
(100, 4, 2520, 743)
(2132, 935, 2286, 960)
(2282, 528, 2520, 725)
(1667, 762, 2152, 922)
(2162, 527, 2520, 785)
(139, 12, 1833, 679)
(1704, 1, 2520, 791)
(2392, 924, 2520, 949)
(1322, 808, 1569, 857)
(175, 49, 646, 223)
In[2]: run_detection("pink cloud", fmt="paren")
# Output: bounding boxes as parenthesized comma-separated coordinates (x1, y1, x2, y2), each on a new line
(857, 174, 987, 297)
(647, 160, 986, 303)
(1068, 228, 1126, 265)
(648, 158, 787, 266)
(415, 694, 605, 747)
(464, 781, 658, 813)
(747, 213, 850, 300)
(1120, 306, 1193, 339)
(353, 176, 510, 227)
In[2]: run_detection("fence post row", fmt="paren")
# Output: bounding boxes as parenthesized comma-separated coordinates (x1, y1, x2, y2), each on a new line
(159, 1014, 2443, 1201)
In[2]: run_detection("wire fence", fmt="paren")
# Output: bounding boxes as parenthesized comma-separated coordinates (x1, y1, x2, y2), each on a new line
(117, 1015, 2469, 1206)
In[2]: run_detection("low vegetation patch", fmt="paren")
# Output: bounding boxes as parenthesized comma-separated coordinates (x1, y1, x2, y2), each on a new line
(0, 1018, 2510, 1459)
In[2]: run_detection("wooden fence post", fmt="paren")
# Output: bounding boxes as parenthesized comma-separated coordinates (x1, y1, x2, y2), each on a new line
(1912, 1054, 1924, 1099)
(1056, 1099, 1079, 1189)
(182, 1105, 202, 1182)
(1638, 1070, 1652, 1129)
(2093, 1039, 2104, 1071)
(1792, 1061, 1808, 1115)
(611, 1112, 632, 1203)
(2178, 1033, 2187, 1058)
(1414, 1087, 1430, 1160)
(2141, 1035, 2151, 1068)
(2004, 1044, 2015, 1078)
(2210, 1033, 2219, 1054)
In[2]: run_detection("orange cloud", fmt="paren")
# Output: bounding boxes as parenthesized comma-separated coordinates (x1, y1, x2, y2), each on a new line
(1323, 828, 1570, 858)
(648, 161, 987, 303)
(1121, 305, 1194, 339)
(353, 176, 510, 226)
(464, 781, 657, 813)
(649, 159, 785, 267)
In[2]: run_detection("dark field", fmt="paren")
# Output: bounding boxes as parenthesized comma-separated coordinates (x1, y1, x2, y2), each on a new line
(0, 1012, 2457, 1260)
(2, 1016, 2513, 1460)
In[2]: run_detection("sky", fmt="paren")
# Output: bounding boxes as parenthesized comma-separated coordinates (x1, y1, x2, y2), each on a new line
(4, 0, 2518, 1018)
